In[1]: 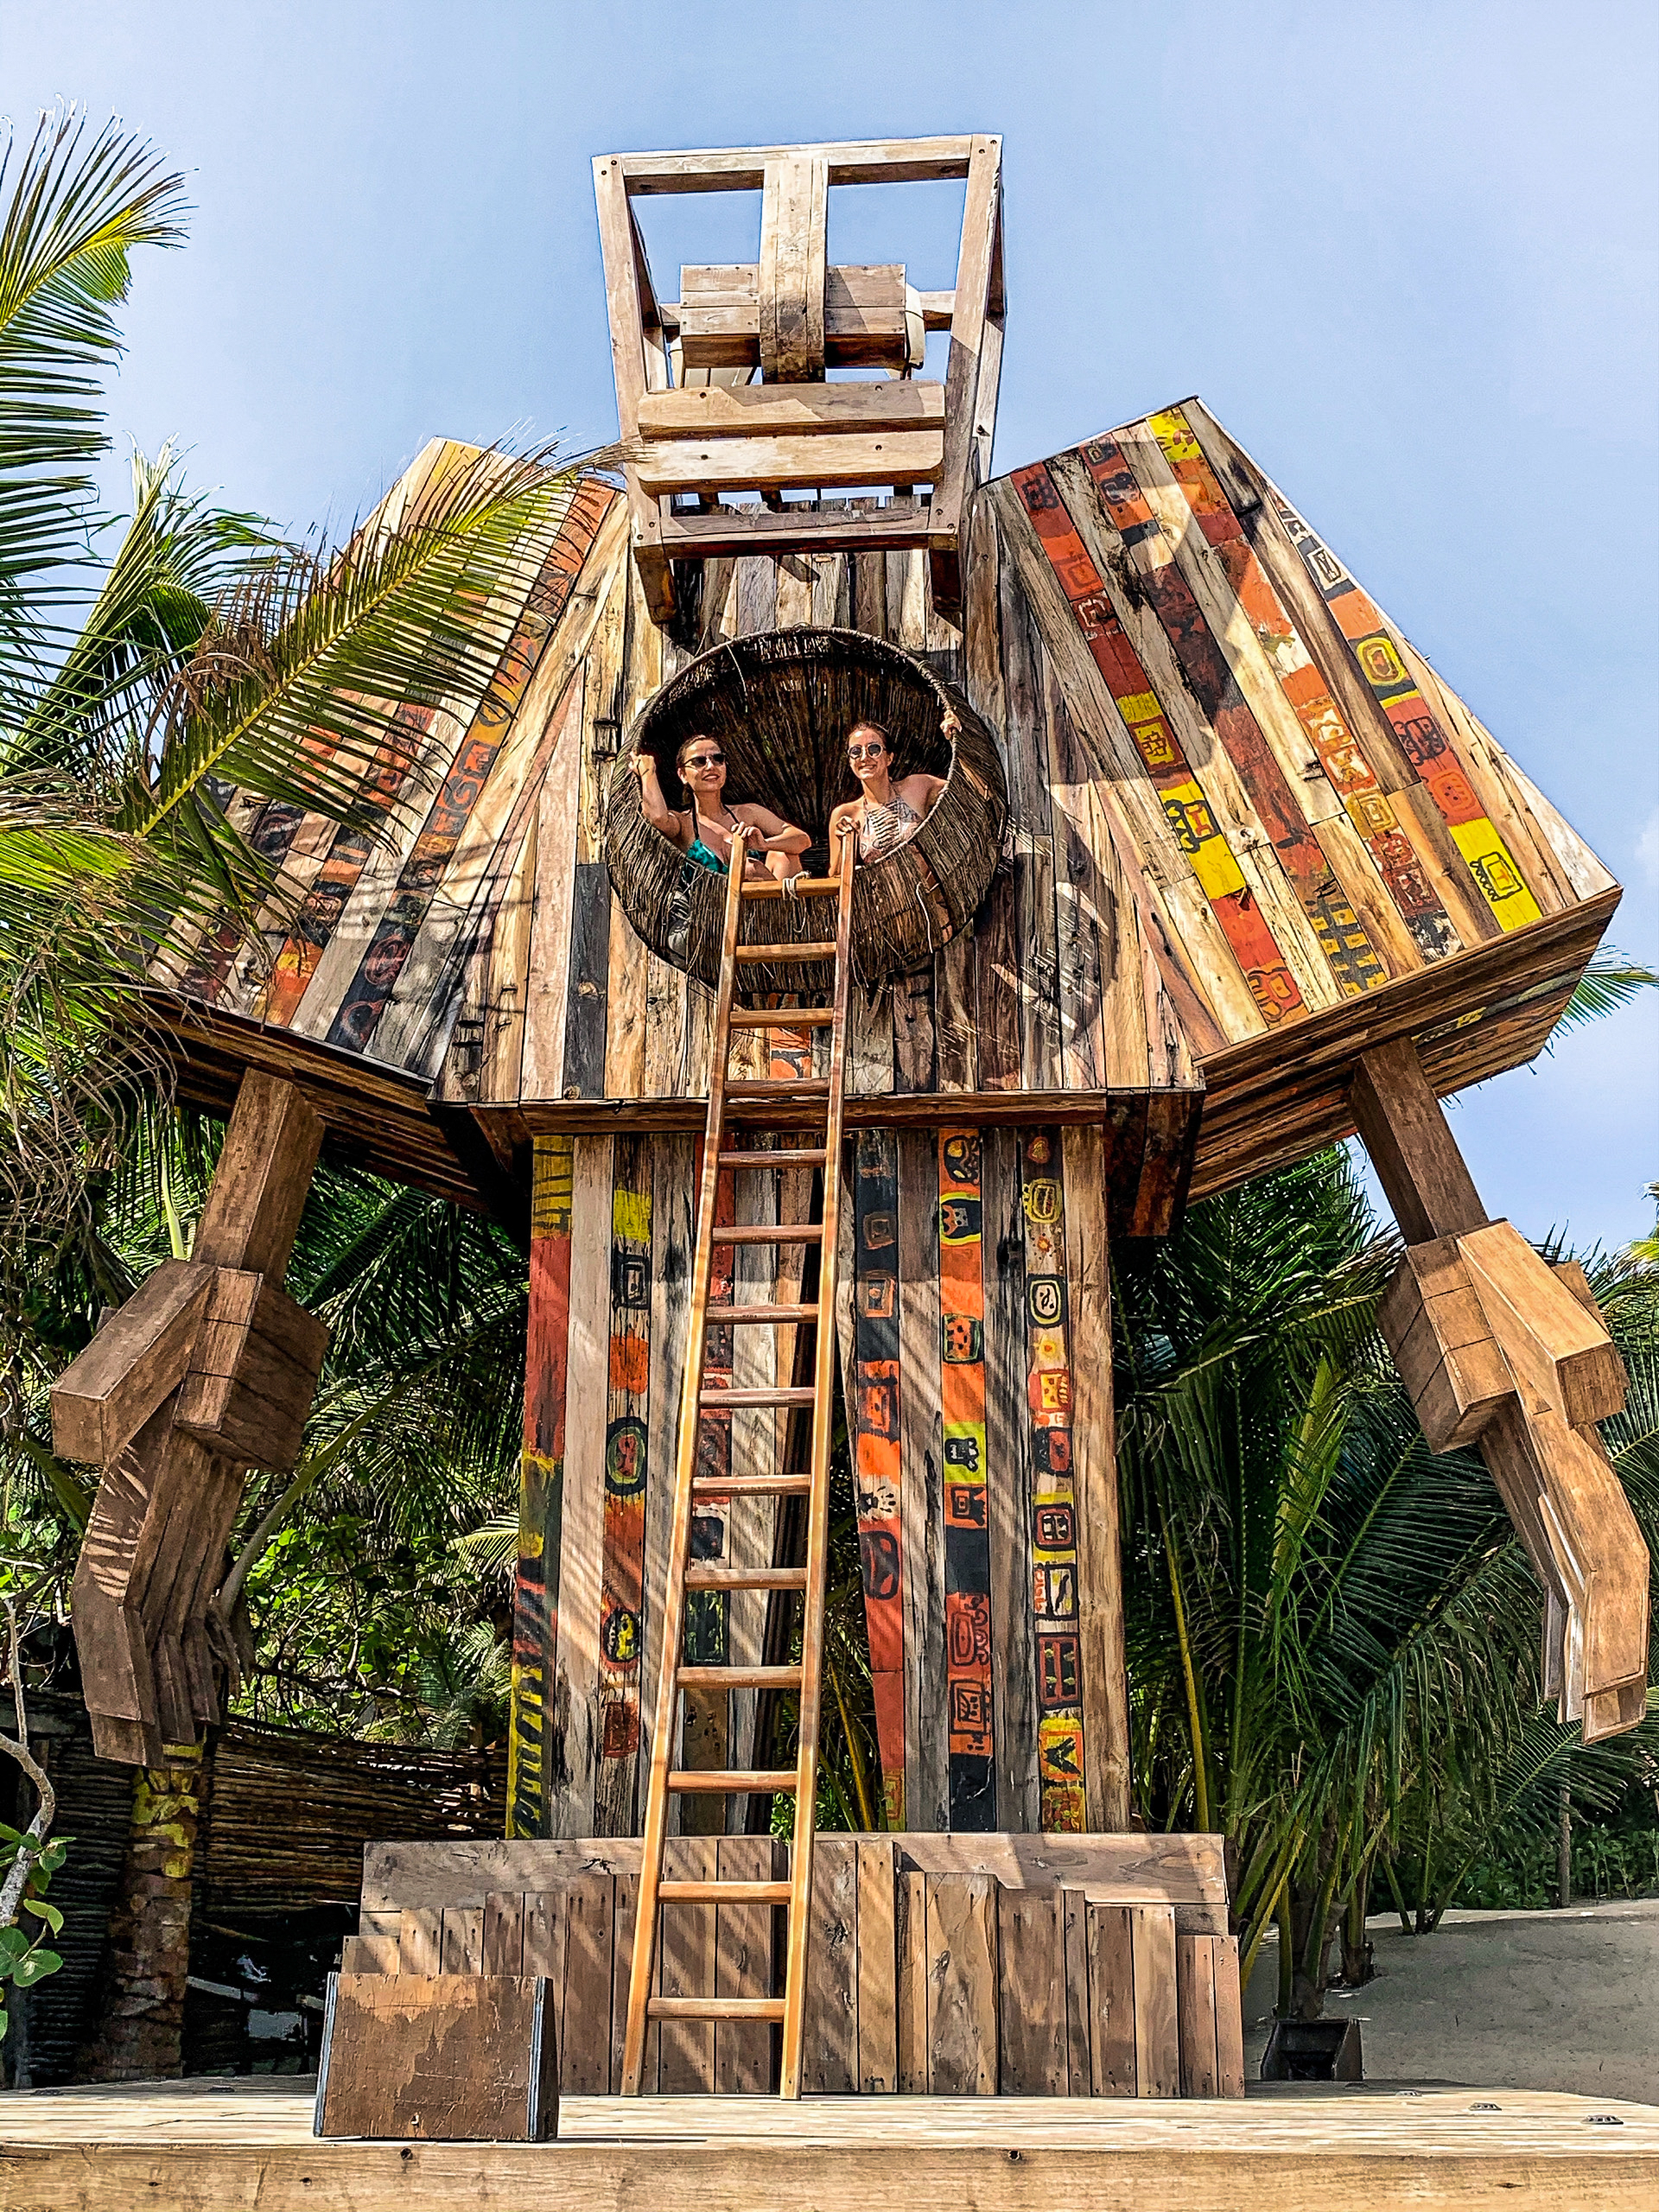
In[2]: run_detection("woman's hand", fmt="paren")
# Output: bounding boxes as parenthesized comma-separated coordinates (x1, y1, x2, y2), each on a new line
(940, 705, 962, 741)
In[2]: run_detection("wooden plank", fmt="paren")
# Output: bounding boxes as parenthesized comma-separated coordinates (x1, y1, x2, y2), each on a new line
(618, 138, 977, 193)
(315, 1974, 556, 2141)
(1212, 1932, 1245, 2096)
(982, 1128, 1038, 1833)
(639, 384, 944, 437)
(556, 1876, 614, 2094)
(482, 1891, 524, 1975)
(1176, 1930, 1219, 2098)
(1062, 1126, 1131, 1830)
(803, 1834, 859, 2094)
(1061, 1885, 1091, 2098)
(51, 1261, 213, 1466)
(855, 1838, 899, 2094)
(593, 154, 671, 619)
(610, 1871, 641, 2093)
(1458, 1219, 1625, 1428)
(1086, 1901, 1135, 2094)
(659, 1838, 719, 2092)
(896, 1131, 946, 1834)
(931, 135, 1001, 562)
(925, 1873, 998, 2095)
(715, 1835, 780, 2094)
(636, 429, 944, 499)
(997, 1883, 1065, 2095)
(397, 1908, 441, 1976)
(1129, 1904, 1181, 2099)
(544, 1135, 613, 1836)
(519, 673, 588, 1101)
(440, 1907, 484, 1975)
(894, 1868, 929, 2094)
(339, 1931, 399, 1976)
(758, 154, 827, 380)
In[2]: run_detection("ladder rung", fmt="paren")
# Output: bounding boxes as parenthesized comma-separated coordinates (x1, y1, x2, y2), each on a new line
(741, 877, 841, 899)
(709, 1303, 817, 1327)
(728, 1007, 836, 1027)
(657, 1880, 795, 1904)
(647, 1996, 786, 2020)
(725, 1079, 830, 1101)
(668, 1770, 798, 1795)
(711, 1224, 823, 1246)
(692, 1473, 811, 1498)
(684, 1566, 807, 1591)
(698, 1385, 816, 1408)
(716, 1148, 826, 1169)
(677, 1665, 804, 1689)
(734, 943, 836, 963)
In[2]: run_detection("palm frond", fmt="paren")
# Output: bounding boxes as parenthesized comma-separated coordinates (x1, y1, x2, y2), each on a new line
(1550, 947, 1658, 1041)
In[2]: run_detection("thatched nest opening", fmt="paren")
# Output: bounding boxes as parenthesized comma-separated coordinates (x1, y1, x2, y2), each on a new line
(604, 626, 1007, 995)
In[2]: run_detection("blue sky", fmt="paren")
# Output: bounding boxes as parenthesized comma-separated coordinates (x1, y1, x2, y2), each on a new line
(6, 0, 1655, 1249)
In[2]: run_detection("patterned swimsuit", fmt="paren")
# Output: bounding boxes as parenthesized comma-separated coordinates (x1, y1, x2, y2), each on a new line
(858, 791, 922, 862)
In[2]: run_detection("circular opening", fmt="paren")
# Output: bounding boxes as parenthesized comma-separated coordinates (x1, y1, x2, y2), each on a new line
(604, 626, 1007, 992)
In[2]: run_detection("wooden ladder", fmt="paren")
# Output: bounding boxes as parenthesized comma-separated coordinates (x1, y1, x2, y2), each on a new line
(620, 825, 855, 2101)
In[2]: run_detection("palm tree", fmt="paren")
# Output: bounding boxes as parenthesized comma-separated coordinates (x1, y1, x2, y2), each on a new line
(1114, 1149, 1659, 2020)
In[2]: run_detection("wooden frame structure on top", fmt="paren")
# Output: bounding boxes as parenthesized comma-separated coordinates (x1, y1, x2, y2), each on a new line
(594, 136, 1004, 622)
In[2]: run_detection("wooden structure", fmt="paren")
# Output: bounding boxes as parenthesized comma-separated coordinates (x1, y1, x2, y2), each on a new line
(595, 135, 1002, 620)
(6, 2075, 1658, 2208)
(51, 129, 1647, 2113)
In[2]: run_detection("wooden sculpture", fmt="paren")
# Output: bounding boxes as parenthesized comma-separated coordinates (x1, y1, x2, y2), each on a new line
(54, 130, 1644, 2107)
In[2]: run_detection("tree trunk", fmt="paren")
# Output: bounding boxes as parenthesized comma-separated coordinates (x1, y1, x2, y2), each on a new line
(1339, 1862, 1376, 1986)
(1557, 1783, 1573, 1909)
(1285, 1878, 1329, 2020)
(79, 1746, 202, 2080)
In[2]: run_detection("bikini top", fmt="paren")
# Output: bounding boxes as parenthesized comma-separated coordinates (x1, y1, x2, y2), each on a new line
(858, 790, 922, 862)
(684, 834, 726, 874)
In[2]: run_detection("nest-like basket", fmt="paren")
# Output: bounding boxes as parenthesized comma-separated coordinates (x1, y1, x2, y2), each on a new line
(604, 626, 1007, 995)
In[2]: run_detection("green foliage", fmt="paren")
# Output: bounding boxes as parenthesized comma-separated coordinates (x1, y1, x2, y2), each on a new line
(0, 1824, 68, 2037)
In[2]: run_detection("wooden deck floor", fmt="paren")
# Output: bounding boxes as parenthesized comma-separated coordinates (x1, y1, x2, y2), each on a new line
(2, 2077, 1656, 2210)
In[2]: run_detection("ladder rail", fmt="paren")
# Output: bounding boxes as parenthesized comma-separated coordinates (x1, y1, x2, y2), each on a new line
(620, 827, 855, 2103)
(620, 824, 751, 2099)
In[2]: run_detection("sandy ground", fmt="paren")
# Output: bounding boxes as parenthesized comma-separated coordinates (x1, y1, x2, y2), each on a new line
(1243, 1897, 1659, 2101)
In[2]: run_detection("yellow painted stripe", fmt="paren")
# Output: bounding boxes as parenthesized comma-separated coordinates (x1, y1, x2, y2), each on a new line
(1449, 822, 1543, 928)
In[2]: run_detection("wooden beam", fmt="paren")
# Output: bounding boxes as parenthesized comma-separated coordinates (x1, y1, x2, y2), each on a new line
(193, 1070, 323, 1281)
(638, 383, 944, 438)
(636, 429, 944, 499)
(759, 156, 827, 381)
(593, 154, 673, 622)
(672, 265, 915, 372)
(1348, 1036, 1486, 1243)
(929, 135, 1002, 603)
(615, 138, 976, 194)
(52, 1260, 213, 1465)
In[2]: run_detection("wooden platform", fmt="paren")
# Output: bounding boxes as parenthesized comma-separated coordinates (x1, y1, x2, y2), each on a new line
(3, 2076, 1656, 2209)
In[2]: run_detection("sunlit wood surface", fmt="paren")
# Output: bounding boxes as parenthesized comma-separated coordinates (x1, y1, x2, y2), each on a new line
(2, 2076, 1656, 2210)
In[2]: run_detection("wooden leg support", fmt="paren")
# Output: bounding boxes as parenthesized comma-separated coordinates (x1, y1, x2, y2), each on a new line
(55, 1074, 327, 1764)
(1352, 1039, 1649, 1738)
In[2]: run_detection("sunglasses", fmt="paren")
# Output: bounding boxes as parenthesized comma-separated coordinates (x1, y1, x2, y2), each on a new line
(684, 751, 726, 767)
(847, 742, 886, 760)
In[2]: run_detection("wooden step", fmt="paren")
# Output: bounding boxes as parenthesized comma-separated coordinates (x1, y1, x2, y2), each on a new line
(698, 1384, 816, 1408)
(667, 1770, 798, 1795)
(656, 1880, 795, 1904)
(716, 1148, 826, 1169)
(684, 1565, 807, 1591)
(728, 1007, 836, 1027)
(677, 1664, 804, 1689)
(692, 1472, 812, 1498)
(710, 1224, 823, 1246)
(709, 1303, 818, 1327)
(734, 943, 836, 964)
(646, 1995, 787, 2021)
(741, 878, 841, 899)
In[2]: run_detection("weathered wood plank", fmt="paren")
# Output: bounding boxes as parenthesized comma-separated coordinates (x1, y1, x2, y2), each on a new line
(997, 1882, 1065, 2095)
(925, 1873, 998, 2094)
(315, 1973, 556, 2141)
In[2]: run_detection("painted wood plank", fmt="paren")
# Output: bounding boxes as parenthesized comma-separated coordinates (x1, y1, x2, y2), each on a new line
(592, 1135, 653, 1836)
(851, 1129, 906, 1824)
(937, 1128, 995, 1832)
(896, 1131, 947, 1836)
(520, 673, 589, 1101)
(981, 1128, 1038, 1834)
(1063, 1126, 1131, 1832)
(543, 1135, 613, 1838)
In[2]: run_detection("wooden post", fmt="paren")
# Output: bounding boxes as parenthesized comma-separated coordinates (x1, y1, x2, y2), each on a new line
(61, 1072, 324, 1767)
(1351, 1039, 1648, 1740)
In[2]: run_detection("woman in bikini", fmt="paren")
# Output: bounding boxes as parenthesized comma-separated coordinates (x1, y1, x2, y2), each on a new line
(633, 734, 809, 884)
(827, 710, 959, 862)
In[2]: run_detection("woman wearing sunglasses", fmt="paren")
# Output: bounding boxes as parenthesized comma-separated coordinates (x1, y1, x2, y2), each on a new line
(828, 709, 958, 863)
(633, 735, 809, 885)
